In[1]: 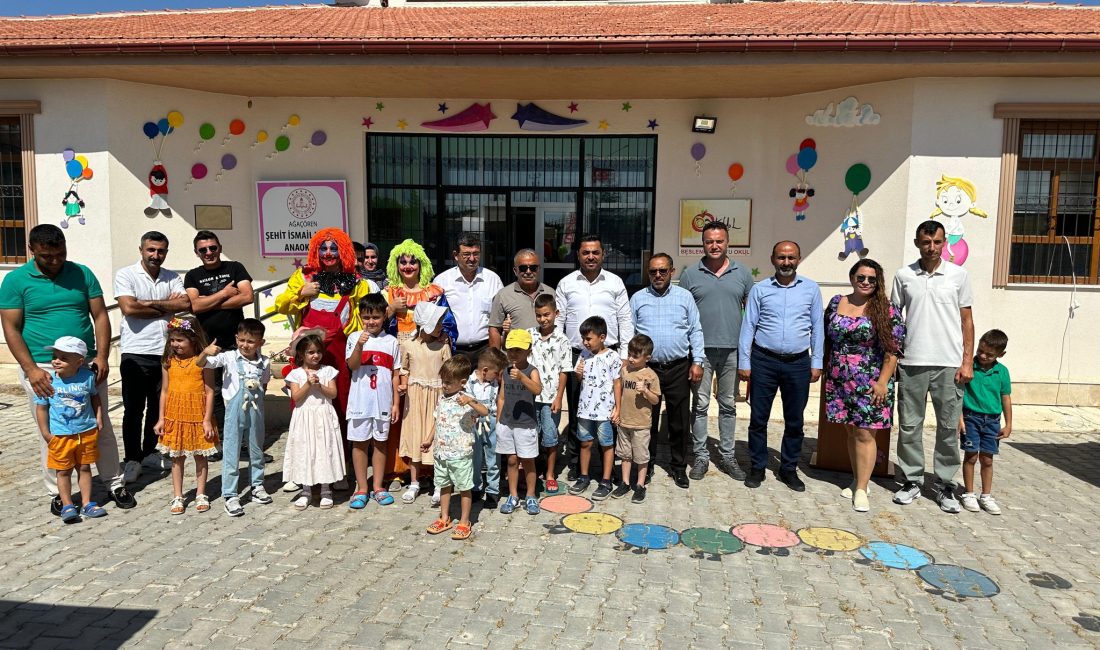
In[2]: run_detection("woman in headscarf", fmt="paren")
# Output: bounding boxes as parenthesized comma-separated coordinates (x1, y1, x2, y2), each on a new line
(361, 242, 388, 291)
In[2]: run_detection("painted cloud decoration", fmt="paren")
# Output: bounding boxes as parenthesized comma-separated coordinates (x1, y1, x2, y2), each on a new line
(806, 96, 881, 127)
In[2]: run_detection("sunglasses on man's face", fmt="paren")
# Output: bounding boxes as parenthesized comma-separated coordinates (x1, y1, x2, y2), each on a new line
(855, 274, 878, 284)
(197, 246, 219, 254)
(648, 268, 672, 276)
(516, 264, 539, 273)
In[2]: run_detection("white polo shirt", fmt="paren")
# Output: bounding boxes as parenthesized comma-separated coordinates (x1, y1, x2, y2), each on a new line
(435, 266, 502, 346)
(554, 269, 634, 357)
(891, 260, 973, 368)
(114, 261, 186, 355)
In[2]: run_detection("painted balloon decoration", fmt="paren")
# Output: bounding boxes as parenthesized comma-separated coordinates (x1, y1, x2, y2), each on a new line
(930, 174, 987, 265)
(787, 139, 817, 222)
(303, 130, 328, 150)
(195, 122, 216, 152)
(185, 162, 208, 191)
(141, 112, 180, 218)
(59, 148, 94, 229)
(281, 114, 301, 132)
(216, 153, 237, 181)
(690, 142, 706, 176)
(727, 162, 745, 196)
(839, 163, 872, 261)
(252, 129, 269, 148)
(222, 118, 246, 145)
(268, 134, 292, 159)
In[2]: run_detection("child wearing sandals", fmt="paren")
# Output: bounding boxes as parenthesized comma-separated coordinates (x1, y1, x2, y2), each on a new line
(34, 336, 106, 524)
(398, 302, 452, 504)
(154, 317, 218, 515)
(425, 355, 488, 540)
(346, 294, 402, 509)
(283, 331, 345, 510)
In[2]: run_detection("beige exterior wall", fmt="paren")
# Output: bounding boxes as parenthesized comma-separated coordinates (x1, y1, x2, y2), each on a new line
(0, 75, 1097, 402)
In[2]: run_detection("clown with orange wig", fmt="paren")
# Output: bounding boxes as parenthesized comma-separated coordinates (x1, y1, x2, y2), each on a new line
(275, 228, 374, 436)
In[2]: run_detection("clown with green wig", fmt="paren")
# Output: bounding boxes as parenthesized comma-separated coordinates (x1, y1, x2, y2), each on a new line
(383, 239, 458, 347)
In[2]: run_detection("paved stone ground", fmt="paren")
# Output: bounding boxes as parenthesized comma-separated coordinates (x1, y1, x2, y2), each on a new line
(2, 390, 1100, 649)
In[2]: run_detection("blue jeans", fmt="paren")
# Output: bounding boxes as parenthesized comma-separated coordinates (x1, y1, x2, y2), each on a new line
(691, 347, 739, 464)
(221, 387, 266, 498)
(577, 418, 614, 447)
(472, 415, 500, 495)
(746, 348, 810, 472)
(536, 403, 561, 448)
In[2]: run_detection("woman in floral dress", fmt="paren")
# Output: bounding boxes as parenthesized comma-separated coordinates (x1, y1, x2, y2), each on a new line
(823, 259, 905, 513)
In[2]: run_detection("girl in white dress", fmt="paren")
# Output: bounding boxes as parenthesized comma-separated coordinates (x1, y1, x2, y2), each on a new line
(283, 332, 345, 510)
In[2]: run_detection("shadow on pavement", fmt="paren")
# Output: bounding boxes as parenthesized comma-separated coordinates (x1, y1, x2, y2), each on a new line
(1008, 441, 1100, 488)
(0, 600, 157, 649)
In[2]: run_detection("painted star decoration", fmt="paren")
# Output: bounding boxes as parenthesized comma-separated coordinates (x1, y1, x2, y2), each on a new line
(647, 119, 659, 131)
(597, 120, 609, 131)
(568, 102, 579, 113)
(262, 289, 273, 298)
(751, 267, 761, 278)
(267, 265, 277, 274)
(375, 102, 385, 111)
(438, 102, 449, 114)
(397, 119, 408, 130)
(292, 258, 304, 269)
(621, 102, 632, 112)
(362, 116, 374, 129)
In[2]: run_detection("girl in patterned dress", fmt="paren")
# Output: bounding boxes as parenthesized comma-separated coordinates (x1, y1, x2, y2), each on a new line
(155, 316, 218, 515)
(823, 259, 905, 513)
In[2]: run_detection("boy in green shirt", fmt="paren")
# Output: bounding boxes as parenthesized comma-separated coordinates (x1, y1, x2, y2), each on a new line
(958, 329, 1012, 515)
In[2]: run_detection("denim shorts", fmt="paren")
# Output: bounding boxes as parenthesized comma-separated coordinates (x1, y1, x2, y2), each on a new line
(961, 409, 1001, 455)
(535, 403, 561, 448)
(576, 418, 614, 447)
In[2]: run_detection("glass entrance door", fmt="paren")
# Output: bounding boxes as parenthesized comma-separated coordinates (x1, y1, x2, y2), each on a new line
(511, 193, 577, 287)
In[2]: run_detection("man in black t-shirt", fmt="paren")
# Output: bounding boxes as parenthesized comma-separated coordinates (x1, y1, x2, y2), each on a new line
(184, 231, 254, 457)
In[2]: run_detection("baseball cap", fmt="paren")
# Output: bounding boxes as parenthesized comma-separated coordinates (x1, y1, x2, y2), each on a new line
(44, 336, 88, 357)
(505, 328, 532, 350)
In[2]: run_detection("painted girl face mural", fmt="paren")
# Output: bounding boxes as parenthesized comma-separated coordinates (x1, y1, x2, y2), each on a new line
(931, 175, 987, 265)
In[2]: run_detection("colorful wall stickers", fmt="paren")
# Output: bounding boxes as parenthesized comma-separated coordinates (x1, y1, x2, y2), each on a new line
(806, 96, 881, 127)
(690, 142, 706, 176)
(216, 154, 237, 182)
(511, 103, 587, 131)
(727, 162, 744, 196)
(222, 118, 246, 146)
(195, 122, 216, 152)
(839, 163, 872, 261)
(303, 130, 328, 150)
(59, 148, 93, 229)
(142, 112, 180, 217)
(786, 139, 817, 221)
(931, 175, 987, 265)
(253, 129, 269, 148)
(421, 102, 496, 132)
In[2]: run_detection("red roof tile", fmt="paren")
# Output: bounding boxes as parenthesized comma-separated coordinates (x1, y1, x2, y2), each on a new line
(1, 2, 1100, 55)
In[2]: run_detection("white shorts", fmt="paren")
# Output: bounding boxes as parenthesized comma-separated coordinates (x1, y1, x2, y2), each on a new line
(347, 417, 390, 442)
(495, 422, 538, 459)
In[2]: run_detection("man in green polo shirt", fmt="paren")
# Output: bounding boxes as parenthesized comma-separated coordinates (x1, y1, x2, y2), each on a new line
(0, 224, 136, 515)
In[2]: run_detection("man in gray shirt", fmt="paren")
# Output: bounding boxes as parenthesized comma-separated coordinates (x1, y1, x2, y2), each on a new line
(678, 221, 754, 481)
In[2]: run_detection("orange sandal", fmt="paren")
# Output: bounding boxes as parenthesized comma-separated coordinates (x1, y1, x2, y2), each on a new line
(451, 523, 473, 540)
(426, 518, 453, 535)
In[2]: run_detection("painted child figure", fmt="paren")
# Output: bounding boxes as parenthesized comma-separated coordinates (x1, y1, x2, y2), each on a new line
(958, 329, 1013, 515)
(398, 302, 452, 504)
(154, 316, 218, 515)
(526, 294, 571, 495)
(424, 355, 489, 541)
(610, 334, 661, 504)
(496, 328, 543, 515)
(568, 316, 622, 501)
(346, 294, 403, 509)
(199, 319, 271, 517)
(465, 347, 507, 510)
(283, 332, 345, 510)
(34, 336, 106, 524)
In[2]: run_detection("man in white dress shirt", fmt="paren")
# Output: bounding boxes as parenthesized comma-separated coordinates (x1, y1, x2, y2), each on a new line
(436, 232, 503, 364)
(555, 234, 634, 480)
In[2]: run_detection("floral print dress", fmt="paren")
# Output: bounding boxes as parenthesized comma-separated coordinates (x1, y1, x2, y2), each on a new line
(823, 295, 906, 430)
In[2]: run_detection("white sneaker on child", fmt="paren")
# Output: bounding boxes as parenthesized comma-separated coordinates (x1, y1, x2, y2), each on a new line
(402, 483, 420, 503)
(430, 487, 441, 507)
(979, 494, 1001, 515)
(959, 492, 980, 512)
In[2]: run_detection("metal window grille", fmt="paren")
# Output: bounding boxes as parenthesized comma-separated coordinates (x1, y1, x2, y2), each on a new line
(0, 116, 26, 263)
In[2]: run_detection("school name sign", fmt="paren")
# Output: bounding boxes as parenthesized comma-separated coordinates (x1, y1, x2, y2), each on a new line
(257, 180, 348, 257)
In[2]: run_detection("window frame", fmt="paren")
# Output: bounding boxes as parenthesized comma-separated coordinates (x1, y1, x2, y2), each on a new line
(0, 100, 40, 267)
(993, 104, 1100, 287)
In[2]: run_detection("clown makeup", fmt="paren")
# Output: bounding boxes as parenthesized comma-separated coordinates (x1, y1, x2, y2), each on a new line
(398, 255, 420, 282)
(319, 240, 340, 269)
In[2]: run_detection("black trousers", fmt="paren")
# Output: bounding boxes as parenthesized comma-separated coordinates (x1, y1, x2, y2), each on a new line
(454, 340, 489, 367)
(120, 353, 163, 463)
(649, 357, 692, 471)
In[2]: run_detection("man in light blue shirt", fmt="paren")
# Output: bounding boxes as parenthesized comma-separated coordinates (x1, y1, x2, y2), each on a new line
(631, 253, 704, 489)
(738, 241, 824, 492)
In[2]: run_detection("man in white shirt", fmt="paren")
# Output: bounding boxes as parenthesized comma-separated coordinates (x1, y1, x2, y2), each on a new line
(554, 234, 634, 479)
(435, 232, 503, 364)
(891, 220, 975, 514)
(114, 231, 190, 483)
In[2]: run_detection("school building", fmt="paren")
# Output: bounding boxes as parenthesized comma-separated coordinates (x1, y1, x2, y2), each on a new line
(0, 1, 1099, 404)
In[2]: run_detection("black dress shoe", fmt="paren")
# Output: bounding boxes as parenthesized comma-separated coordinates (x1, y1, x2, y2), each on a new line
(777, 470, 806, 492)
(110, 486, 138, 509)
(567, 465, 580, 482)
(50, 495, 63, 516)
(672, 470, 690, 489)
(744, 467, 766, 489)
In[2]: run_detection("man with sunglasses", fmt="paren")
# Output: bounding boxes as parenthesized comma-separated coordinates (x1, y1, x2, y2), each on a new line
(436, 232, 502, 363)
(184, 231, 254, 460)
(630, 253, 704, 489)
(489, 249, 554, 348)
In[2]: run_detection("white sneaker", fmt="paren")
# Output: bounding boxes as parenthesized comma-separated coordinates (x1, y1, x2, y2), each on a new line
(282, 481, 301, 493)
(840, 482, 855, 499)
(853, 489, 870, 512)
(960, 492, 980, 512)
(402, 483, 420, 503)
(979, 494, 1002, 515)
(251, 486, 273, 505)
(224, 497, 244, 517)
(141, 452, 166, 470)
(123, 460, 142, 484)
(893, 481, 921, 505)
(430, 487, 441, 507)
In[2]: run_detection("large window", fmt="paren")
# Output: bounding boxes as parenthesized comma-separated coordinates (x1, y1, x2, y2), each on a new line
(994, 107, 1100, 285)
(0, 116, 27, 264)
(366, 134, 656, 289)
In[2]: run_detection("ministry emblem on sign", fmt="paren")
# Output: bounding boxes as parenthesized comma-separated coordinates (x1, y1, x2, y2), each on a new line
(287, 188, 317, 220)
